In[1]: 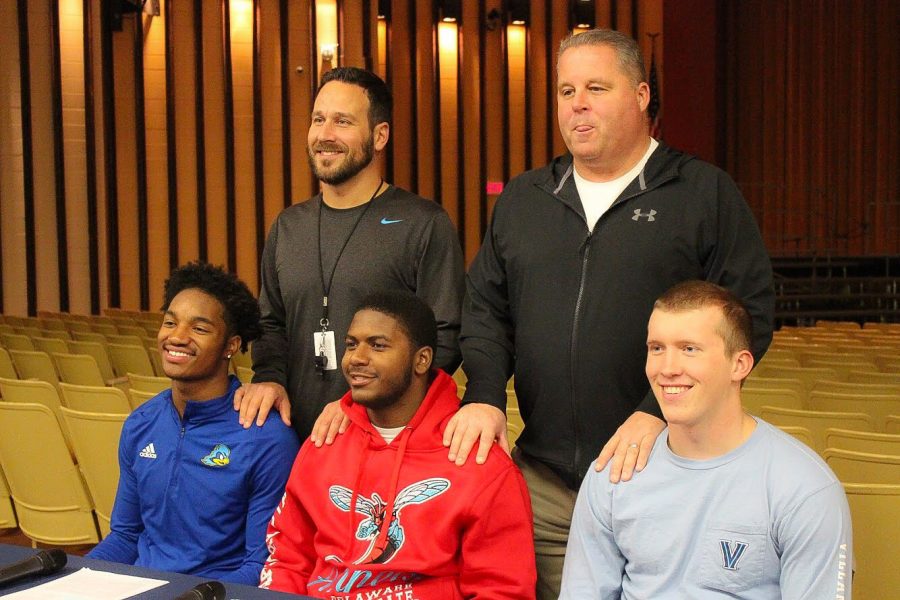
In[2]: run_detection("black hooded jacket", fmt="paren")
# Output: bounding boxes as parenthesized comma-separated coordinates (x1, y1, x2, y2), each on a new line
(460, 142, 775, 489)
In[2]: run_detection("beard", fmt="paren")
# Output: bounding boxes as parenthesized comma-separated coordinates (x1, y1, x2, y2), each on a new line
(348, 363, 414, 411)
(307, 133, 376, 186)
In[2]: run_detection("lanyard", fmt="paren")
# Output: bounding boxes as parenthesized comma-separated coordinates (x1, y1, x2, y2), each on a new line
(316, 179, 384, 331)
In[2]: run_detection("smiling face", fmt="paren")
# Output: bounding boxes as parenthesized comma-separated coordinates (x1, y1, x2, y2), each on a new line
(158, 288, 239, 392)
(307, 81, 386, 186)
(341, 308, 432, 427)
(645, 306, 751, 431)
(556, 44, 650, 178)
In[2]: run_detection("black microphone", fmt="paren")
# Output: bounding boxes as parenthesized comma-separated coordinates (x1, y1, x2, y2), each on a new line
(0, 548, 67, 588)
(173, 580, 226, 600)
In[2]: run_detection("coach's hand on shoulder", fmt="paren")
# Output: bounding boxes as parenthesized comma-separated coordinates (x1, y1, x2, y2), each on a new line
(310, 400, 349, 447)
(234, 382, 292, 429)
(443, 403, 509, 467)
(594, 411, 665, 483)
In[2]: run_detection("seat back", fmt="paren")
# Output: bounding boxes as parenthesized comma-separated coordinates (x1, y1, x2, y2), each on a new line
(0, 333, 35, 351)
(31, 336, 69, 355)
(824, 448, 900, 484)
(843, 483, 900, 599)
(812, 379, 900, 398)
(53, 353, 107, 387)
(774, 425, 816, 450)
(59, 383, 131, 414)
(72, 330, 108, 345)
(759, 406, 874, 453)
(848, 370, 900, 386)
(752, 365, 841, 394)
(235, 366, 253, 384)
(807, 391, 900, 432)
(0, 347, 17, 379)
(128, 388, 158, 410)
(126, 372, 170, 393)
(741, 388, 803, 415)
(506, 406, 525, 447)
(60, 407, 126, 537)
(824, 428, 900, 455)
(806, 357, 880, 378)
(0, 464, 17, 529)
(67, 340, 116, 382)
(8, 350, 60, 386)
(107, 343, 154, 378)
(0, 402, 100, 545)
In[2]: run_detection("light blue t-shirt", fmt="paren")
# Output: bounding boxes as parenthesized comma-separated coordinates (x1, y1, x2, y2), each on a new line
(561, 418, 852, 599)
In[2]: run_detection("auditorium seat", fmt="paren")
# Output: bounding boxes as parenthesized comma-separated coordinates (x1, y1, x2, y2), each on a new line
(53, 353, 108, 387)
(824, 428, 900, 455)
(0, 348, 17, 379)
(67, 340, 118, 384)
(843, 483, 900, 599)
(0, 333, 35, 351)
(59, 383, 132, 414)
(107, 343, 155, 378)
(0, 402, 101, 546)
(61, 407, 127, 537)
(506, 406, 524, 447)
(807, 391, 900, 432)
(0, 465, 16, 530)
(31, 336, 69, 355)
(759, 406, 874, 454)
(8, 350, 60, 387)
(824, 448, 900, 484)
(774, 425, 816, 450)
(741, 388, 803, 416)
(128, 388, 157, 410)
(236, 366, 253, 384)
(126, 372, 170, 394)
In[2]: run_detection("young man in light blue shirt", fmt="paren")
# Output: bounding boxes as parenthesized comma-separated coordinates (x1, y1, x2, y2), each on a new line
(561, 280, 851, 599)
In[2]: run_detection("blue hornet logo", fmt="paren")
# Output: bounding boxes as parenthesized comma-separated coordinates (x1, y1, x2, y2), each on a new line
(201, 443, 231, 467)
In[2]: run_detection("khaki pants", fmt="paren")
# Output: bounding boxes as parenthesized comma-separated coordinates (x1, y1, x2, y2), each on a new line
(513, 448, 578, 600)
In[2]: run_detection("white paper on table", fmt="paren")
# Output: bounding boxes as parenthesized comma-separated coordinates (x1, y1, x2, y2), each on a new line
(0, 567, 168, 599)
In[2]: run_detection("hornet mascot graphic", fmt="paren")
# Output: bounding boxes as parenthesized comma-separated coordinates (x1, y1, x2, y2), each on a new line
(327, 478, 450, 565)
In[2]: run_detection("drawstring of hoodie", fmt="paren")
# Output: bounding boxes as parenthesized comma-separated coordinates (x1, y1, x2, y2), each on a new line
(371, 427, 411, 555)
(347, 432, 371, 555)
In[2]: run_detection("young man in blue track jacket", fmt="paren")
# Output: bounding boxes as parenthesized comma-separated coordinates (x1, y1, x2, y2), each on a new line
(88, 262, 300, 585)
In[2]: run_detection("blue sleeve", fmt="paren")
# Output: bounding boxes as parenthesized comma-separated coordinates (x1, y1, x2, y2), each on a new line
(87, 421, 142, 564)
(224, 423, 300, 585)
(777, 481, 853, 599)
(559, 469, 625, 599)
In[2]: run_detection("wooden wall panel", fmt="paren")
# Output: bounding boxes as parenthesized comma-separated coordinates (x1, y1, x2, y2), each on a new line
(1, 0, 894, 317)
(722, 0, 898, 256)
(172, 0, 200, 265)
(143, 12, 169, 309)
(59, 0, 90, 315)
(0, 1, 26, 315)
(28, 1, 62, 312)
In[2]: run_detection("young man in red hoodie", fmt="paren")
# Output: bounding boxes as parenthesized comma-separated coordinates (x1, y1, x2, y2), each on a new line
(260, 291, 536, 599)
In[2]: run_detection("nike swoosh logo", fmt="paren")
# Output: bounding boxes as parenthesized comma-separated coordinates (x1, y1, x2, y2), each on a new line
(380, 218, 403, 225)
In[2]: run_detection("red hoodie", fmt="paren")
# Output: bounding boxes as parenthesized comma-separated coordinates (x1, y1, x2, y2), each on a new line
(260, 369, 536, 599)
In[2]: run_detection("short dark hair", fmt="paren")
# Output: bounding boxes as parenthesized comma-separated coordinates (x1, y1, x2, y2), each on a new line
(653, 280, 753, 356)
(318, 67, 393, 130)
(354, 290, 437, 353)
(557, 28, 647, 86)
(162, 262, 261, 352)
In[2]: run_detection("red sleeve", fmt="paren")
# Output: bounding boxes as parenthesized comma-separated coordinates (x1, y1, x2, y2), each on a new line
(459, 456, 537, 599)
(259, 443, 318, 593)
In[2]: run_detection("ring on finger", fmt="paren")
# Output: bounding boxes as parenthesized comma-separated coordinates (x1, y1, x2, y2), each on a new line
(628, 443, 639, 449)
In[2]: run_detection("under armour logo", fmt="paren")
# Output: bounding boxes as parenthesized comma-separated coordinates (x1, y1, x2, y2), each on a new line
(632, 209, 657, 221)
(720, 540, 748, 570)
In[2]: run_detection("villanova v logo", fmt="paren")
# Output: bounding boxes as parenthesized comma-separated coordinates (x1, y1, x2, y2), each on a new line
(632, 208, 657, 221)
(719, 540, 748, 570)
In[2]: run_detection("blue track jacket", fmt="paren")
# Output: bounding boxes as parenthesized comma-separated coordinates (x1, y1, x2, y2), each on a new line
(88, 376, 299, 584)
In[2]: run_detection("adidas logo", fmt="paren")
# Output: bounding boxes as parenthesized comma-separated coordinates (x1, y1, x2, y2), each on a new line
(139, 443, 157, 459)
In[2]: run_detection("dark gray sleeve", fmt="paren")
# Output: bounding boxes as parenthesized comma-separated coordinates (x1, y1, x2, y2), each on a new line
(251, 222, 289, 388)
(416, 210, 465, 374)
(458, 205, 515, 412)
